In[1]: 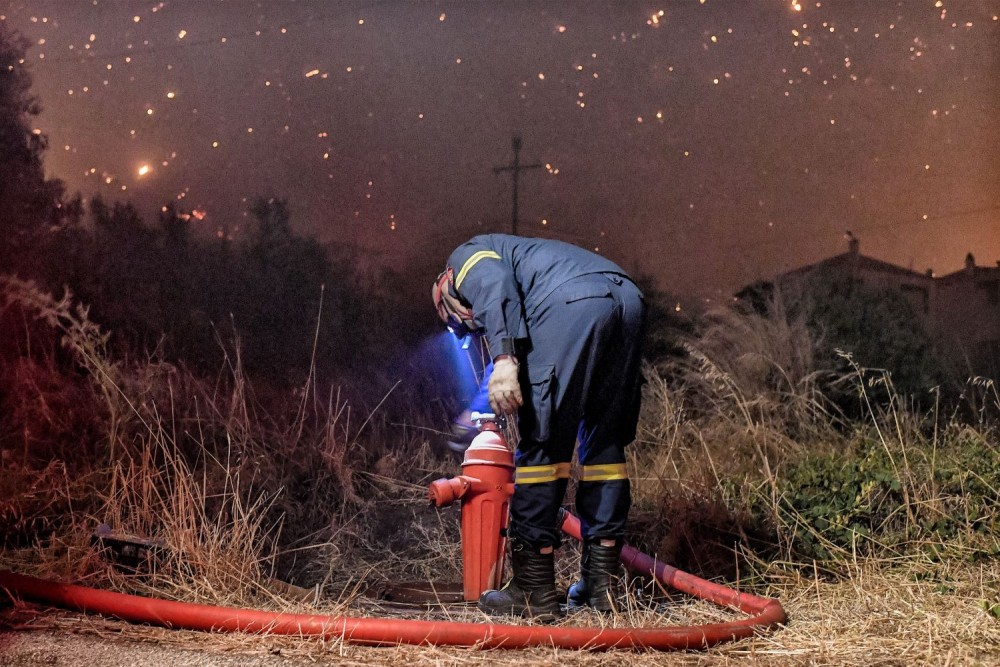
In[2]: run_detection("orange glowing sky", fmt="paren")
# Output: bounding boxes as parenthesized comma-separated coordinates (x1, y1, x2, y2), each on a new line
(5, 1, 999, 301)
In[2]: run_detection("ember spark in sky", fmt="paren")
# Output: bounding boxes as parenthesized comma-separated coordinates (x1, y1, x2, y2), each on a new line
(4, 1, 998, 299)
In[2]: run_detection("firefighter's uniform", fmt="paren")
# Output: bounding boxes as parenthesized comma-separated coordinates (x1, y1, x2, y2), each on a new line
(444, 234, 646, 548)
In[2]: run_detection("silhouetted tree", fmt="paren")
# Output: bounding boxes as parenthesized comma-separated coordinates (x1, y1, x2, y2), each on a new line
(152, 203, 194, 355)
(159, 202, 190, 252)
(0, 25, 68, 273)
(237, 196, 332, 376)
(83, 197, 163, 349)
(250, 197, 292, 247)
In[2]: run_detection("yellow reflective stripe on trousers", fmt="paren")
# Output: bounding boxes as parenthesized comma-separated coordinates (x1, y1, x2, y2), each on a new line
(580, 463, 628, 482)
(455, 250, 502, 289)
(515, 462, 571, 484)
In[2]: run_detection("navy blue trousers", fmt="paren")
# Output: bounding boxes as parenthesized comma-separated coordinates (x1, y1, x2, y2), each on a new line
(510, 273, 646, 548)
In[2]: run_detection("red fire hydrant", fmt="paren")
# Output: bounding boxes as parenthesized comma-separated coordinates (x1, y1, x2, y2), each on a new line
(428, 415, 515, 601)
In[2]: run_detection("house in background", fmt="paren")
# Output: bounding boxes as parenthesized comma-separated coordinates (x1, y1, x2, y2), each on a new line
(933, 252, 1000, 372)
(737, 234, 1000, 375)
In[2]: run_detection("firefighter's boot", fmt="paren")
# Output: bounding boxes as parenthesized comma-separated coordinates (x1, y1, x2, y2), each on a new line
(567, 538, 623, 613)
(477, 539, 563, 621)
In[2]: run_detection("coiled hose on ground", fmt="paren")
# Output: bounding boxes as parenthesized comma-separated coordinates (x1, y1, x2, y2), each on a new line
(0, 512, 786, 651)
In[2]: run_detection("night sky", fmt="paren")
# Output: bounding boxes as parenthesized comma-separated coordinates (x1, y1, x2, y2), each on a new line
(4, 1, 998, 301)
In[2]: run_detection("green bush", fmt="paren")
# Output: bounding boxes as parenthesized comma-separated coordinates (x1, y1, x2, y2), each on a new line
(796, 274, 943, 399)
(764, 432, 1000, 561)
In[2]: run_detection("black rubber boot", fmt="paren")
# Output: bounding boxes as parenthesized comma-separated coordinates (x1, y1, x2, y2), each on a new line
(478, 539, 563, 622)
(567, 539, 623, 612)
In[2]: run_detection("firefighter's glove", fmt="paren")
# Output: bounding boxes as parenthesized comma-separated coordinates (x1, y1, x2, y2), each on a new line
(488, 357, 523, 416)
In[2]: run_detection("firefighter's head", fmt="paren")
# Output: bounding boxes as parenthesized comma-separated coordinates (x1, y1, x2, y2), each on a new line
(433, 268, 477, 338)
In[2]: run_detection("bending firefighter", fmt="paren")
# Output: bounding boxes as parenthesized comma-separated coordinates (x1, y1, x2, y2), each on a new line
(433, 234, 647, 619)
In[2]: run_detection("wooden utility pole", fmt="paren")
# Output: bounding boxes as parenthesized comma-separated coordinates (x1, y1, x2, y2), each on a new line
(493, 134, 543, 236)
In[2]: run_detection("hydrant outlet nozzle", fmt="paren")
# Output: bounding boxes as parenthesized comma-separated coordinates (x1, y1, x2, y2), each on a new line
(428, 476, 472, 507)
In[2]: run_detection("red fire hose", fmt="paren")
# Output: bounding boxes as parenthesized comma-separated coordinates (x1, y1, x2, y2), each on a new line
(0, 513, 785, 651)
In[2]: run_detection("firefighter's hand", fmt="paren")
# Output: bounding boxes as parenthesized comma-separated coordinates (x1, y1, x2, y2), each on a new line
(488, 356, 522, 415)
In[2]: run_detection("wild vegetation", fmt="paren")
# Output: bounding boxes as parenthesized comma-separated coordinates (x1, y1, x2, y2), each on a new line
(2, 22, 998, 666)
(2, 272, 999, 666)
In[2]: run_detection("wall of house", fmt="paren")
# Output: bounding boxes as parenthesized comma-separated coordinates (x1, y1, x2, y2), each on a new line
(932, 266, 1000, 367)
(855, 266, 933, 319)
(761, 244, 1000, 377)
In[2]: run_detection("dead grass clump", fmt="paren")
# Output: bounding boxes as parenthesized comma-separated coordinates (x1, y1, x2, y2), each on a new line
(2, 356, 106, 466)
(668, 291, 841, 440)
(5, 275, 1000, 665)
(96, 432, 283, 606)
(0, 461, 77, 549)
(0, 276, 460, 607)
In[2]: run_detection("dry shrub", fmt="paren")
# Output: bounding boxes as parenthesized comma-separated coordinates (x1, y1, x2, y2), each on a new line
(0, 276, 130, 447)
(669, 292, 841, 440)
(5, 274, 1000, 666)
(761, 363, 1000, 563)
(647, 489, 757, 582)
(0, 461, 76, 548)
(634, 297, 1000, 577)
(0, 275, 458, 603)
(2, 356, 105, 465)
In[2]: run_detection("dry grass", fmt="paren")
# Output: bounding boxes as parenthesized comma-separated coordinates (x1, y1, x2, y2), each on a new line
(667, 291, 840, 440)
(2, 278, 1000, 664)
(3, 557, 998, 665)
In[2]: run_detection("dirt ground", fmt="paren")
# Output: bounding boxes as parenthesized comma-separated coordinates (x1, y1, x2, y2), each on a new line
(2, 556, 999, 667)
(0, 607, 750, 667)
(0, 604, 997, 667)
(0, 628, 293, 667)
(0, 606, 748, 667)
(0, 621, 752, 667)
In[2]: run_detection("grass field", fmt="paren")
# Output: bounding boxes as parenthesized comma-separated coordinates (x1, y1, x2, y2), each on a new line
(1, 276, 999, 665)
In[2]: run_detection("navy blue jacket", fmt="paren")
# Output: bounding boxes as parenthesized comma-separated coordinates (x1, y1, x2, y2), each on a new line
(445, 234, 631, 357)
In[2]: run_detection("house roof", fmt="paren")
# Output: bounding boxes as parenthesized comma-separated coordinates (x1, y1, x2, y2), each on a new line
(937, 264, 1000, 283)
(779, 252, 932, 282)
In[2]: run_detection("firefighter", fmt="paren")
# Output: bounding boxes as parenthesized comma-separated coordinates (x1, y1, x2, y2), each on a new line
(432, 234, 646, 619)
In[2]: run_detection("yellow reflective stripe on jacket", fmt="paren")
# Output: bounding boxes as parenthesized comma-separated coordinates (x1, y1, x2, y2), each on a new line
(515, 462, 571, 484)
(580, 463, 628, 482)
(455, 250, 502, 289)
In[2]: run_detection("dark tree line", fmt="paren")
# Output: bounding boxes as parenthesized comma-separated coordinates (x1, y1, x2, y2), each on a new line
(39, 194, 371, 378)
(0, 25, 424, 383)
(4, 21, 955, 405)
